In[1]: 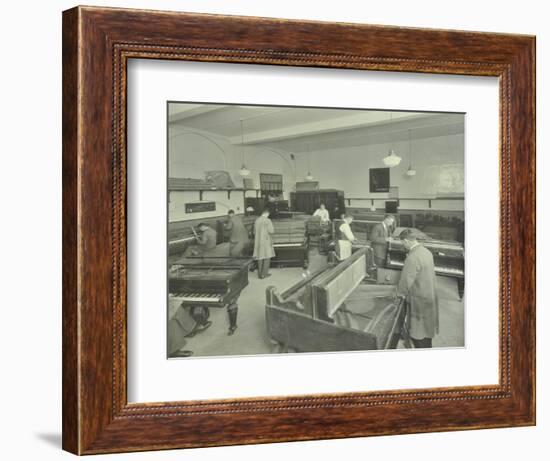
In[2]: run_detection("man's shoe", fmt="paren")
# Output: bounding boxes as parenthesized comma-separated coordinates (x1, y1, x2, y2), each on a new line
(170, 350, 194, 358)
(195, 320, 213, 335)
(228, 325, 238, 336)
(185, 320, 213, 338)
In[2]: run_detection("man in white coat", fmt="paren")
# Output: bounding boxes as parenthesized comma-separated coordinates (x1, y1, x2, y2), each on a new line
(337, 214, 356, 260)
(253, 209, 275, 279)
(313, 203, 330, 223)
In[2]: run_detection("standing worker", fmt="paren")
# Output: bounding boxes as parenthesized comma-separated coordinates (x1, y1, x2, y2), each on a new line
(397, 228, 439, 348)
(369, 214, 395, 267)
(253, 209, 275, 279)
(225, 209, 250, 257)
(337, 214, 356, 260)
(313, 203, 331, 223)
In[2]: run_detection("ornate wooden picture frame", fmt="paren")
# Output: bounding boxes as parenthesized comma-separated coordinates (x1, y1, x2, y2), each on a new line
(62, 6, 535, 455)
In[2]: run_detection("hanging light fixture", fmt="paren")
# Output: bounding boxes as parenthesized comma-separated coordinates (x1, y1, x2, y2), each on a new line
(238, 119, 250, 176)
(382, 112, 402, 168)
(305, 144, 314, 180)
(406, 129, 417, 176)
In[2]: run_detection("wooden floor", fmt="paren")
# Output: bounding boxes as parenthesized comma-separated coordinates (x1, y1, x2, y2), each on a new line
(170, 247, 465, 358)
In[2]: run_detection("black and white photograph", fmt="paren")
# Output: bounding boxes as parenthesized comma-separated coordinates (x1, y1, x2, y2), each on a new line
(167, 102, 465, 358)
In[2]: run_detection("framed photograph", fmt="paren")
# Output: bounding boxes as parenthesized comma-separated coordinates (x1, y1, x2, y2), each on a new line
(62, 6, 535, 455)
(369, 167, 390, 192)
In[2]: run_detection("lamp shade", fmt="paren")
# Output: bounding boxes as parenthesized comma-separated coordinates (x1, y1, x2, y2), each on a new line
(406, 167, 417, 176)
(239, 165, 250, 176)
(305, 172, 314, 181)
(382, 149, 402, 167)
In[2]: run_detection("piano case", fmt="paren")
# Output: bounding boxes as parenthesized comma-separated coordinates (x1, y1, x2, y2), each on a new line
(265, 248, 405, 353)
(270, 219, 309, 269)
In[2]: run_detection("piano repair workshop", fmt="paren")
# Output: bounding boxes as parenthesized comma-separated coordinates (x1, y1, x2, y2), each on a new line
(167, 103, 465, 358)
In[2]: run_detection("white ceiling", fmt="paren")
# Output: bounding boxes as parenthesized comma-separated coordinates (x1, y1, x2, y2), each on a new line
(168, 103, 464, 149)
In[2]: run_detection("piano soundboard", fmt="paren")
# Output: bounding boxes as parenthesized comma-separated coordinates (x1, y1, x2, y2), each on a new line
(265, 248, 406, 353)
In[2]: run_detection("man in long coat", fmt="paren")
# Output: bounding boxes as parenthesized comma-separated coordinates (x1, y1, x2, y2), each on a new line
(225, 209, 250, 257)
(253, 209, 275, 279)
(337, 214, 356, 260)
(369, 214, 395, 267)
(397, 228, 439, 348)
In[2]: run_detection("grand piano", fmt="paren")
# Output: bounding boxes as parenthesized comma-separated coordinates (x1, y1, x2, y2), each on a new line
(270, 218, 309, 269)
(387, 227, 465, 298)
(169, 257, 252, 336)
(265, 248, 406, 353)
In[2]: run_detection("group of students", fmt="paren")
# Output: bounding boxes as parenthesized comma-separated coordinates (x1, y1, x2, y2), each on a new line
(192, 204, 440, 348)
(191, 208, 276, 279)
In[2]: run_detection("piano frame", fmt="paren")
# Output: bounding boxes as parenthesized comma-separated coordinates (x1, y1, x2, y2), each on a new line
(168, 257, 253, 335)
(265, 248, 406, 353)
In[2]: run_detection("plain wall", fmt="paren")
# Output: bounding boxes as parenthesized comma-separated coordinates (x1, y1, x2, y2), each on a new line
(169, 118, 464, 220)
(292, 133, 464, 210)
(169, 124, 296, 221)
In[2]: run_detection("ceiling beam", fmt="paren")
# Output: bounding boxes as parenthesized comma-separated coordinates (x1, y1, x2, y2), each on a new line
(168, 104, 226, 123)
(227, 112, 431, 145)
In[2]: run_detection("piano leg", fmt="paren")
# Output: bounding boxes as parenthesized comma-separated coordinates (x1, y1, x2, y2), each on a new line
(227, 303, 238, 336)
(457, 278, 465, 300)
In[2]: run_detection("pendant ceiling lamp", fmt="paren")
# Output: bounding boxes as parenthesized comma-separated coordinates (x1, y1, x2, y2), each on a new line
(382, 112, 402, 168)
(238, 119, 250, 176)
(305, 144, 314, 180)
(406, 129, 416, 176)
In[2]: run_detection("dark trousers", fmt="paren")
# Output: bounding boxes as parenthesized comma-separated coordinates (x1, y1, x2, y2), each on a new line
(257, 258, 271, 278)
(374, 256, 387, 268)
(411, 337, 433, 348)
(229, 240, 246, 257)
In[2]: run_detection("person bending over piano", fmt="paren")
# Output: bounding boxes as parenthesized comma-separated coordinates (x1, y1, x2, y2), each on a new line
(225, 209, 250, 257)
(253, 208, 275, 279)
(397, 228, 439, 349)
(192, 223, 217, 256)
(313, 203, 330, 223)
(369, 214, 395, 267)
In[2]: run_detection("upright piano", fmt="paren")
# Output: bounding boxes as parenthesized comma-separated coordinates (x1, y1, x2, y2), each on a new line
(168, 226, 197, 262)
(386, 227, 465, 298)
(265, 248, 406, 353)
(270, 218, 309, 269)
(169, 257, 252, 335)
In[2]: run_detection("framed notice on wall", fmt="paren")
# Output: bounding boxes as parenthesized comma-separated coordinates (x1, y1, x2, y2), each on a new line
(185, 201, 216, 213)
(369, 167, 390, 192)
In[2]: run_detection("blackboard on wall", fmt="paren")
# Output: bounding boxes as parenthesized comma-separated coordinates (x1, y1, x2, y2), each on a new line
(369, 168, 390, 193)
(185, 201, 216, 213)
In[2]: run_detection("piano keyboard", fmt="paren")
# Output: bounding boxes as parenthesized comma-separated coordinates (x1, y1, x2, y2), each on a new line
(388, 260, 463, 277)
(171, 292, 223, 303)
(273, 243, 304, 247)
(436, 266, 464, 276)
(169, 236, 195, 245)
